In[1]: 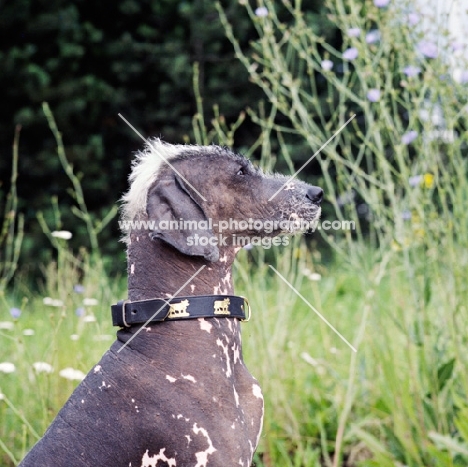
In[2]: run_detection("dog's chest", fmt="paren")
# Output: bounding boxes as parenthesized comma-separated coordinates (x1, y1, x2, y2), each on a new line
(107, 318, 265, 465)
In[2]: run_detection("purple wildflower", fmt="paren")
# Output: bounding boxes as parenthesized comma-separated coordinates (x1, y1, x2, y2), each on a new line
(403, 65, 421, 77)
(336, 190, 355, 206)
(255, 7, 268, 17)
(374, 0, 390, 7)
(347, 28, 361, 37)
(365, 30, 381, 44)
(401, 130, 418, 145)
(321, 59, 334, 71)
(343, 47, 358, 61)
(418, 41, 438, 59)
(75, 307, 86, 317)
(451, 41, 464, 52)
(401, 211, 412, 220)
(458, 71, 468, 84)
(408, 13, 419, 25)
(409, 175, 423, 187)
(10, 308, 21, 319)
(367, 89, 381, 102)
(74, 284, 85, 294)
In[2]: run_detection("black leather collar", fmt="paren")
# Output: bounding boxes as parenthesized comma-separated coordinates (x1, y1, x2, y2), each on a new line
(111, 295, 250, 328)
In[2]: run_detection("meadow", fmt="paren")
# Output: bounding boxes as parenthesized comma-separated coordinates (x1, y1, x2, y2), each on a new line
(2, 219, 468, 467)
(2, 0, 468, 465)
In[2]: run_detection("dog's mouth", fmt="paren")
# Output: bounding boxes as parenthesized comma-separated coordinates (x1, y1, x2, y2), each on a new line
(278, 205, 321, 234)
(276, 189, 322, 233)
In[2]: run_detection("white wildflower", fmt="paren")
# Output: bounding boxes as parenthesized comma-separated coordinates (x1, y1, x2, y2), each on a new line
(83, 298, 99, 306)
(59, 367, 85, 381)
(0, 321, 14, 330)
(33, 362, 53, 373)
(83, 315, 96, 323)
(0, 362, 16, 373)
(51, 230, 73, 240)
(43, 297, 64, 307)
(303, 268, 321, 281)
(23, 329, 35, 336)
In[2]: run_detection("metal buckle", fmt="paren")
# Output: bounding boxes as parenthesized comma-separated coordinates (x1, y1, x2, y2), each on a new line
(241, 296, 251, 322)
(121, 299, 131, 327)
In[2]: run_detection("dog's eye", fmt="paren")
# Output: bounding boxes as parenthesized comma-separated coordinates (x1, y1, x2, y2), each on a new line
(237, 167, 246, 176)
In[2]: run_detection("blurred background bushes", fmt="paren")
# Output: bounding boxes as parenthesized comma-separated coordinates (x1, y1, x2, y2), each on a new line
(0, 0, 327, 282)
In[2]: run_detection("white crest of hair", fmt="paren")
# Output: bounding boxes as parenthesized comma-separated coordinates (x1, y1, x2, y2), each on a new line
(121, 138, 198, 226)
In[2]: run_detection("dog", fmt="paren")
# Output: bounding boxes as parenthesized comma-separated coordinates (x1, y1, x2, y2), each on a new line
(19, 140, 322, 466)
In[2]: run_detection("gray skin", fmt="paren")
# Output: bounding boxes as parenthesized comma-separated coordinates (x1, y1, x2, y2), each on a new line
(19, 145, 322, 467)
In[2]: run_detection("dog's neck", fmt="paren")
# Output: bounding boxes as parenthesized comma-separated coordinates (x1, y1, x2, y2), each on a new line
(126, 230, 237, 301)
(121, 230, 243, 361)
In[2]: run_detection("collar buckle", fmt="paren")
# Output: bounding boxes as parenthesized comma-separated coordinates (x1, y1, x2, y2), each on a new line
(121, 299, 131, 327)
(241, 296, 251, 322)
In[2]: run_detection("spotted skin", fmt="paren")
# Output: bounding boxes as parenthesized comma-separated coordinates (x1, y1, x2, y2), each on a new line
(20, 317, 264, 466)
(19, 143, 322, 466)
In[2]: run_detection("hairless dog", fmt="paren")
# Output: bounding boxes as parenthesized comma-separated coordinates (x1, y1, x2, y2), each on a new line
(20, 140, 323, 467)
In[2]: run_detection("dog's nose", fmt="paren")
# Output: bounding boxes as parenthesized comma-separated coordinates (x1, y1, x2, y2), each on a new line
(306, 186, 323, 204)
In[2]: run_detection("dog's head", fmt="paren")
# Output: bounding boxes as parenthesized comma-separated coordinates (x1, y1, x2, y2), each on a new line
(121, 140, 322, 262)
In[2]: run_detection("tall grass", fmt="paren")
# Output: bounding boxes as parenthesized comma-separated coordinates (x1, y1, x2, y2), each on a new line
(0, 105, 123, 466)
(0, 125, 24, 293)
(216, 0, 468, 465)
(2, 2, 468, 464)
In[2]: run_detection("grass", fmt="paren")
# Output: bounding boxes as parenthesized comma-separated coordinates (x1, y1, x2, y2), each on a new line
(0, 252, 122, 465)
(0, 237, 368, 466)
(236, 241, 468, 467)
(2, 0, 468, 464)
(2, 235, 467, 466)
(1, 111, 467, 466)
(214, 1, 468, 463)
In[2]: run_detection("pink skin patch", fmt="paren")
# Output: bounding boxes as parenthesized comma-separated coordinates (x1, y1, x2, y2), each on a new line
(216, 338, 232, 377)
(182, 374, 197, 383)
(140, 448, 176, 467)
(252, 384, 263, 399)
(193, 423, 216, 467)
(198, 318, 212, 333)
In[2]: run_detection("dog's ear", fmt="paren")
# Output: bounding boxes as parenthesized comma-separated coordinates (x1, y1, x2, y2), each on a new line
(146, 174, 219, 262)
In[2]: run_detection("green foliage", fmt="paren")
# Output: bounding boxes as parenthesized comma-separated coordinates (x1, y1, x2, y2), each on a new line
(2, 0, 468, 465)
(217, 0, 468, 465)
(0, 0, 268, 279)
(41, 102, 118, 254)
(0, 127, 24, 292)
(0, 250, 122, 466)
(0, 112, 124, 464)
